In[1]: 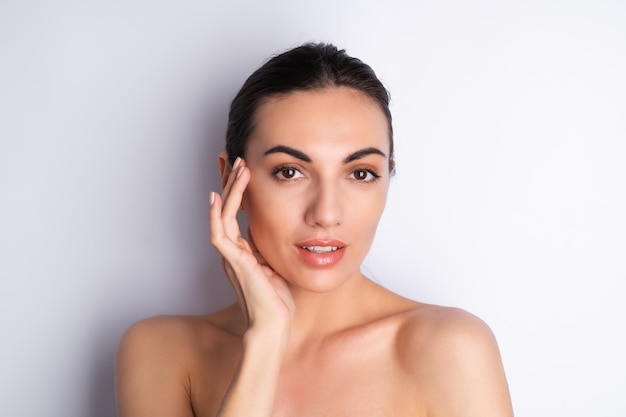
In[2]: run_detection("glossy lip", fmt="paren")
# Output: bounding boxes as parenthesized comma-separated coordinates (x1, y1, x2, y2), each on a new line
(295, 239, 347, 268)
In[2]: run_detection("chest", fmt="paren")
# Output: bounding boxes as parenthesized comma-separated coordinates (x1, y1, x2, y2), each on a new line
(272, 345, 422, 417)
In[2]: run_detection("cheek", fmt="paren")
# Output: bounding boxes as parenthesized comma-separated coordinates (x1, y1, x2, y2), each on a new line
(242, 180, 293, 247)
(349, 190, 388, 251)
(350, 187, 388, 221)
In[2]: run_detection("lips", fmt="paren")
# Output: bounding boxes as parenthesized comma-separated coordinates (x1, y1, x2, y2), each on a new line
(295, 239, 347, 267)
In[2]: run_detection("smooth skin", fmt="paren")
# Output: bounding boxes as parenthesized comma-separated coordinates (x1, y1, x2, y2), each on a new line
(116, 87, 514, 417)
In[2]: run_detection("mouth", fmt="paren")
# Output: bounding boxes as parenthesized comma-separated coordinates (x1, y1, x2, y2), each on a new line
(295, 239, 347, 267)
(300, 245, 340, 254)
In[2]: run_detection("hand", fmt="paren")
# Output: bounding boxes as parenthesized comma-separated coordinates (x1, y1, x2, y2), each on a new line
(209, 157, 295, 332)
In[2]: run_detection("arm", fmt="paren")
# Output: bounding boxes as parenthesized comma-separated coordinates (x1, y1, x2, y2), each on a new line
(215, 327, 287, 416)
(210, 156, 295, 417)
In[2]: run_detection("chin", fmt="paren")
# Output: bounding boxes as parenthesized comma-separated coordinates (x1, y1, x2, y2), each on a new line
(281, 265, 360, 294)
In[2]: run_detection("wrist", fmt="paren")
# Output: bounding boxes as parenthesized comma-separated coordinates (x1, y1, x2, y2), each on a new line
(243, 324, 290, 355)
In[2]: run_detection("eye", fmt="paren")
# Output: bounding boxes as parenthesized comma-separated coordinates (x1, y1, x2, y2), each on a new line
(273, 166, 304, 181)
(350, 169, 380, 182)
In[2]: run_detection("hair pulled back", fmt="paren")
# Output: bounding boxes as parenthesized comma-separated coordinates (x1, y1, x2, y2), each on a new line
(225, 43, 394, 171)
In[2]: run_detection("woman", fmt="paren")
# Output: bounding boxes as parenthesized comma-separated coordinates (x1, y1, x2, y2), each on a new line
(116, 43, 514, 417)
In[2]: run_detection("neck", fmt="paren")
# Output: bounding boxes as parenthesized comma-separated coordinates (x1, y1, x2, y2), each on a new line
(285, 272, 372, 350)
(225, 272, 383, 349)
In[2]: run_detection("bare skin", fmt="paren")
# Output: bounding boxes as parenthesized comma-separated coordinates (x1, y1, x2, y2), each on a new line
(116, 88, 514, 417)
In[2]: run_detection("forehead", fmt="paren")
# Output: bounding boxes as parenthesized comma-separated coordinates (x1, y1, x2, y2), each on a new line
(248, 87, 390, 157)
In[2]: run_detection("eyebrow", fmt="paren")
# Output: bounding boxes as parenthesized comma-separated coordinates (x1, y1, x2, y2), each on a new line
(263, 145, 387, 164)
(264, 145, 311, 162)
(342, 147, 387, 164)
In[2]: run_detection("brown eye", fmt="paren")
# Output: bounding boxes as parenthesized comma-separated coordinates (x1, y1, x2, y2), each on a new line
(273, 166, 303, 181)
(350, 169, 380, 182)
(281, 168, 296, 179)
(353, 170, 368, 180)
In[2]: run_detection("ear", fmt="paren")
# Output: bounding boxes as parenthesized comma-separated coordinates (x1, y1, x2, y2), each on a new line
(218, 151, 231, 190)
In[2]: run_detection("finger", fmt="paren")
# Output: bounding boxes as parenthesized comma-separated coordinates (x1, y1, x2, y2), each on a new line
(221, 157, 241, 202)
(222, 165, 249, 239)
(222, 158, 247, 212)
(211, 193, 252, 324)
(209, 191, 227, 245)
(209, 192, 241, 260)
(211, 192, 263, 274)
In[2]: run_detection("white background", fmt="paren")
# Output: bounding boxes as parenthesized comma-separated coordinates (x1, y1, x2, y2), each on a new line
(1, 1, 624, 416)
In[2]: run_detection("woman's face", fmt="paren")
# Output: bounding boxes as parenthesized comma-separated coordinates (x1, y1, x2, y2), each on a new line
(241, 87, 391, 293)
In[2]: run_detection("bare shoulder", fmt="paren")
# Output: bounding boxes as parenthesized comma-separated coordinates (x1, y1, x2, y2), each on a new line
(397, 305, 497, 355)
(116, 307, 242, 417)
(118, 315, 199, 351)
(396, 305, 514, 417)
(117, 311, 235, 362)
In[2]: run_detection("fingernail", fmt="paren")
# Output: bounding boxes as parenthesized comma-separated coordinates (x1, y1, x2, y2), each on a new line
(233, 157, 241, 169)
(236, 166, 244, 179)
(210, 192, 215, 205)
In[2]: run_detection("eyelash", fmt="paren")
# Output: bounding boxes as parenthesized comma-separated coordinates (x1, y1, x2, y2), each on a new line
(271, 166, 381, 184)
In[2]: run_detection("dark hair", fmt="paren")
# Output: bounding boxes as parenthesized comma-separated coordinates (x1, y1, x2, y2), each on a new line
(225, 43, 395, 172)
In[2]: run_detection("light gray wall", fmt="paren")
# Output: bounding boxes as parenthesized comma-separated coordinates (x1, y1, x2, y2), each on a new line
(1, 1, 624, 416)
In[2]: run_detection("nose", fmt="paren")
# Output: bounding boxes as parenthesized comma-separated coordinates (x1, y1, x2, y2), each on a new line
(304, 181, 343, 228)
